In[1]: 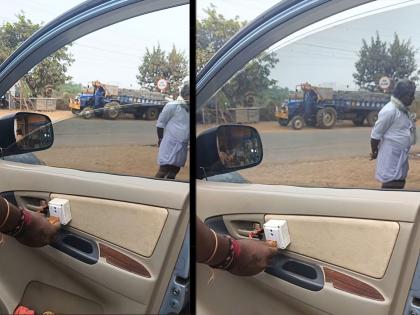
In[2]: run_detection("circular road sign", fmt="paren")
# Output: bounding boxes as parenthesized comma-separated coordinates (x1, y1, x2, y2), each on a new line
(379, 76, 391, 90)
(157, 79, 168, 91)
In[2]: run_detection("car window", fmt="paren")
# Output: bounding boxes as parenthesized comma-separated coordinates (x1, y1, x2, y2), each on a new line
(2, 5, 189, 182)
(0, 1, 87, 63)
(196, 0, 279, 71)
(198, 0, 420, 189)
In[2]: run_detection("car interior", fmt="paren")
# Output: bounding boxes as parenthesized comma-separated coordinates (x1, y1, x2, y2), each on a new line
(196, 1, 420, 314)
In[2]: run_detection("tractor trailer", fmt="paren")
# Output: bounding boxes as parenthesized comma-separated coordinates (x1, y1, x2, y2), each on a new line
(276, 83, 390, 129)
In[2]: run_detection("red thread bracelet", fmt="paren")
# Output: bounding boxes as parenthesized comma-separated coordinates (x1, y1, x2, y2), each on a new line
(22, 210, 31, 227)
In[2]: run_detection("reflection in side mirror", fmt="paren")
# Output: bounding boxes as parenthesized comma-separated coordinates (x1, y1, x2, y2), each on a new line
(14, 113, 53, 152)
(217, 125, 262, 169)
(0, 112, 54, 157)
(196, 124, 263, 179)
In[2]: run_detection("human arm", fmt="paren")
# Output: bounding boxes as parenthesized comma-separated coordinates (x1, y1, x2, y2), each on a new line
(0, 197, 60, 247)
(157, 127, 164, 146)
(196, 216, 278, 276)
(370, 138, 380, 160)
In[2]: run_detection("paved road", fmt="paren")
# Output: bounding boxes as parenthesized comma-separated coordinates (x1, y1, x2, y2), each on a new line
(39, 116, 420, 163)
(260, 126, 420, 162)
(52, 117, 157, 147)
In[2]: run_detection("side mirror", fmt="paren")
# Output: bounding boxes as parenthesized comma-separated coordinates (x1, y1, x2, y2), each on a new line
(196, 125, 263, 179)
(0, 112, 54, 157)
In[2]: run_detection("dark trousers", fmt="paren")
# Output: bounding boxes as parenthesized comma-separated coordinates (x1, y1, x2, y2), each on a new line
(155, 165, 181, 179)
(382, 179, 406, 189)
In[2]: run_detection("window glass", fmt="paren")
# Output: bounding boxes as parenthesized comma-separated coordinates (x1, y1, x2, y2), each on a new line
(2, 5, 189, 182)
(199, 1, 420, 189)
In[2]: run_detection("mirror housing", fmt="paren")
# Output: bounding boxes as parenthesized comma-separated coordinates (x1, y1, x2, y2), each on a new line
(0, 112, 54, 157)
(196, 124, 263, 179)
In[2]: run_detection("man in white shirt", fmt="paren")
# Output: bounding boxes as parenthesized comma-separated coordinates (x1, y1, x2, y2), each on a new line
(370, 79, 416, 189)
(155, 81, 190, 179)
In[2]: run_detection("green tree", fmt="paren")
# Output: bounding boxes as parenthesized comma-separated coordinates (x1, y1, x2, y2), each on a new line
(221, 53, 279, 107)
(196, 4, 245, 71)
(388, 34, 418, 82)
(0, 13, 74, 97)
(197, 5, 279, 111)
(166, 45, 188, 96)
(136, 44, 188, 96)
(53, 82, 83, 105)
(136, 44, 167, 91)
(256, 86, 290, 121)
(354, 32, 418, 91)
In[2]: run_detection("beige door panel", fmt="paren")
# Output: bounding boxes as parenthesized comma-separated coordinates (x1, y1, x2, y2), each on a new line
(20, 281, 103, 314)
(14, 192, 169, 258)
(197, 181, 420, 222)
(266, 215, 398, 278)
(0, 210, 185, 314)
(0, 162, 189, 314)
(197, 181, 420, 315)
(51, 193, 168, 257)
(2, 162, 188, 209)
(197, 264, 328, 315)
(0, 238, 127, 314)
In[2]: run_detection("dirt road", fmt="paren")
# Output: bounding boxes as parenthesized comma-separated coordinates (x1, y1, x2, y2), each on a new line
(3, 109, 420, 188)
(199, 121, 420, 189)
(1, 110, 189, 181)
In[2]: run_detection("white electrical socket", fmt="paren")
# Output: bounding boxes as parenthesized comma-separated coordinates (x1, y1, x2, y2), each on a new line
(263, 219, 291, 249)
(48, 198, 72, 225)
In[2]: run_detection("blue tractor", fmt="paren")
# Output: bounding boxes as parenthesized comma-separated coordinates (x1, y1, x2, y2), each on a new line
(70, 92, 167, 120)
(69, 92, 120, 119)
(275, 83, 390, 130)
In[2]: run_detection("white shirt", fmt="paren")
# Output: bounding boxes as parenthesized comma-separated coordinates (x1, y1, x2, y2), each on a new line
(371, 100, 414, 182)
(156, 100, 189, 167)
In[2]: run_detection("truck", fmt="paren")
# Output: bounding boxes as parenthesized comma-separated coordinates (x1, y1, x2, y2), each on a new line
(69, 83, 168, 120)
(275, 83, 390, 129)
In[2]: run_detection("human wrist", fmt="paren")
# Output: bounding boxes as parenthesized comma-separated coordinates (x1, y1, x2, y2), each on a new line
(210, 236, 240, 270)
(0, 203, 22, 233)
(207, 233, 230, 266)
(4, 208, 26, 237)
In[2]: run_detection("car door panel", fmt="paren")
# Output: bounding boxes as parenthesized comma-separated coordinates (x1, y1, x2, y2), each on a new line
(0, 161, 189, 314)
(197, 181, 420, 315)
(224, 214, 399, 278)
(20, 281, 103, 314)
(50, 193, 168, 257)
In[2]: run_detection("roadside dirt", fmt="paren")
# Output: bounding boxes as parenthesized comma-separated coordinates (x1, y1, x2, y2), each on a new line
(35, 144, 189, 181)
(240, 155, 420, 190)
(0, 109, 73, 122)
(197, 121, 360, 134)
(2, 109, 418, 187)
(1, 110, 189, 181)
(198, 121, 420, 190)
(197, 120, 420, 135)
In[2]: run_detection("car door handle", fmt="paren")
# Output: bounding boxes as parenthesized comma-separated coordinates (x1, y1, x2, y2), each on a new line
(51, 230, 99, 265)
(265, 254, 324, 291)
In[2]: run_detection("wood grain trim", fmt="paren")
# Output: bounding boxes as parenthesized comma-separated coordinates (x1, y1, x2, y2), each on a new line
(324, 267, 384, 301)
(99, 243, 151, 278)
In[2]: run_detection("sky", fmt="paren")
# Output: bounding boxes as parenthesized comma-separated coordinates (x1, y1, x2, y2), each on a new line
(1, 0, 189, 89)
(4, 1, 420, 91)
(268, 0, 420, 90)
(197, 0, 420, 91)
